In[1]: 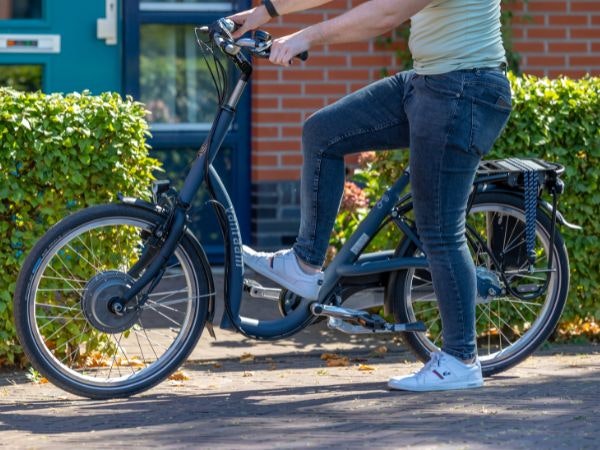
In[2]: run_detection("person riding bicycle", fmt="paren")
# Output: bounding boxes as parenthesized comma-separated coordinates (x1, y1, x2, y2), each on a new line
(233, 0, 512, 391)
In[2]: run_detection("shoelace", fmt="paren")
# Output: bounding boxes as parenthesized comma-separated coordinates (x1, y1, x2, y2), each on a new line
(414, 351, 444, 380)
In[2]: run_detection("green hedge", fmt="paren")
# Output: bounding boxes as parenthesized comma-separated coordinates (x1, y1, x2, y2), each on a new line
(0, 88, 159, 365)
(333, 74, 600, 331)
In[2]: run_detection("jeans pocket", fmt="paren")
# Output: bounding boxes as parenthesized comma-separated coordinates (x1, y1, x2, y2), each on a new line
(469, 93, 512, 157)
(422, 73, 463, 97)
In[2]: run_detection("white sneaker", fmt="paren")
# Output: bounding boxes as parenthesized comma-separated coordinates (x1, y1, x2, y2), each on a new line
(388, 351, 483, 392)
(242, 246, 323, 300)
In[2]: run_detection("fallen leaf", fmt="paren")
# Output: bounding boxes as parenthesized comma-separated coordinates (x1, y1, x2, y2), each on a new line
(243, 371, 253, 377)
(374, 345, 388, 355)
(321, 352, 343, 361)
(357, 364, 376, 371)
(326, 357, 349, 367)
(168, 370, 190, 381)
(212, 363, 223, 369)
(240, 353, 255, 363)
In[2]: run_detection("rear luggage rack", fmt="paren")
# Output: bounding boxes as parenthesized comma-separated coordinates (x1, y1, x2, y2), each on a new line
(476, 158, 564, 194)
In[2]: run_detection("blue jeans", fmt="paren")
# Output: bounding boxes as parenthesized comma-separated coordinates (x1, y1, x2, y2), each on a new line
(292, 68, 512, 360)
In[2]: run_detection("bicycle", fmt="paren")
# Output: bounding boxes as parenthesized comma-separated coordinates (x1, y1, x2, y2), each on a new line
(13, 19, 578, 399)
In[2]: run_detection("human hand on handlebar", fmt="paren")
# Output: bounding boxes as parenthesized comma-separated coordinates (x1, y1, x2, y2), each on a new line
(229, 6, 271, 39)
(269, 29, 312, 66)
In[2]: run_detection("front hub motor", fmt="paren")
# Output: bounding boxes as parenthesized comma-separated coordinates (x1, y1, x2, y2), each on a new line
(81, 271, 141, 333)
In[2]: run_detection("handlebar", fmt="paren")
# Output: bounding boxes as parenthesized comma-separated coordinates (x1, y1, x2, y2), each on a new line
(197, 18, 309, 63)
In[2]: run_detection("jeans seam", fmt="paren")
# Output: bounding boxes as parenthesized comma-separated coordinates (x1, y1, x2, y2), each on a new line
(326, 119, 401, 149)
(437, 95, 469, 359)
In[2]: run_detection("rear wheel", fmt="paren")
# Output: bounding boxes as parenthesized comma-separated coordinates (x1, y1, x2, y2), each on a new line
(388, 192, 569, 376)
(14, 204, 212, 399)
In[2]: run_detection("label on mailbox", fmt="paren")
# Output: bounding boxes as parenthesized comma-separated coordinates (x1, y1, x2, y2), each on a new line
(0, 34, 61, 53)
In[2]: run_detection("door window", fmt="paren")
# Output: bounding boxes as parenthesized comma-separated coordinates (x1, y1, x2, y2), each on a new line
(140, 24, 224, 128)
(0, 64, 42, 91)
(0, 0, 43, 19)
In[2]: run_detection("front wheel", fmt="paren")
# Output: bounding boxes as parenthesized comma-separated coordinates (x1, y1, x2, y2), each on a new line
(388, 192, 570, 376)
(14, 203, 213, 399)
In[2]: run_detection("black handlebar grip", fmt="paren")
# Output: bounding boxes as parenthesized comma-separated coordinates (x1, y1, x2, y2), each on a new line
(296, 51, 309, 61)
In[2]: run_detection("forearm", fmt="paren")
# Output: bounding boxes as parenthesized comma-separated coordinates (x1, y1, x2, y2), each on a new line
(271, 0, 334, 16)
(303, 0, 431, 46)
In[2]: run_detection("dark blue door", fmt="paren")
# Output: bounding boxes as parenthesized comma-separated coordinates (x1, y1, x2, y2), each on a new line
(123, 0, 251, 263)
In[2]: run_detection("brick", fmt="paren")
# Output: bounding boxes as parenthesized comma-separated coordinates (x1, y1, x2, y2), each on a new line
(257, 112, 303, 123)
(281, 153, 304, 165)
(254, 68, 280, 81)
(281, 97, 325, 109)
(548, 69, 590, 78)
(253, 168, 301, 182)
(252, 154, 278, 166)
(304, 83, 348, 95)
(281, 126, 303, 138)
(526, 28, 567, 39)
(527, 1, 567, 12)
(252, 125, 279, 139)
(527, 55, 567, 66)
(571, 1, 600, 12)
(254, 83, 302, 96)
(548, 14, 589, 26)
(351, 55, 395, 67)
(253, 98, 279, 109)
(548, 42, 589, 53)
(593, 15, 600, 26)
(254, 140, 300, 152)
(281, 70, 326, 81)
(328, 69, 371, 80)
(521, 68, 547, 77)
(327, 42, 371, 53)
(569, 55, 600, 66)
(571, 27, 600, 38)
(304, 55, 347, 67)
(513, 41, 546, 53)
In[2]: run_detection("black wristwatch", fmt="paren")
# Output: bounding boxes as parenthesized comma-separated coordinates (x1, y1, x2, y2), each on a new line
(263, 0, 279, 18)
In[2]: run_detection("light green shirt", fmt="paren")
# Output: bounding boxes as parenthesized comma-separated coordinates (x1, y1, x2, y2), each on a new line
(409, 0, 506, 75)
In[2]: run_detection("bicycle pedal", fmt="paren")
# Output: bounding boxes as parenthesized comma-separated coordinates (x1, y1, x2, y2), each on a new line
(243, 278, 281, 300)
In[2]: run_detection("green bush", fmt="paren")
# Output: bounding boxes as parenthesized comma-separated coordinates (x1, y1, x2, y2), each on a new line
(333, 74, 600, 332)
(0, 88, 160, 365)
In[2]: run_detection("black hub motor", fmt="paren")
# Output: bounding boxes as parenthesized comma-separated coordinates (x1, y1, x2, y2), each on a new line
(81, 271, 141, 334)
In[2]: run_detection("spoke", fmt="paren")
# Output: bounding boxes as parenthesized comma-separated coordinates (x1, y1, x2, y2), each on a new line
(39, 311, 84, 339)
(47, 263, 84, 292)
(145, 299, 182, 314)
(54, 252, 88, 289)
(36, 303, 80, 312)
(412, 305, 440, 316)
(37, 287, 85, 293)
(76, 235, 104, 269)
(148, 288, 188, 300)
(480, 307, 514, 347)
(134, 327, 171, 354)
(111, 333, 136, 375)
(144, 304, 183, 329)
(66, 243, 101, 273)
(133, 327, 149, 368)
(139, 319, 161, 359)
(41, 275, 87, 284)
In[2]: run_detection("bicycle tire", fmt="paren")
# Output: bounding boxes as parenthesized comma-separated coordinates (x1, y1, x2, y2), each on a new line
(14, 203, 212, 399)
(387, 191, 569, 377)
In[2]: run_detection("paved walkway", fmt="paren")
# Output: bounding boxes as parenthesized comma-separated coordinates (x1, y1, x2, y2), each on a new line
(1, 270, 599, 448)
(1, 335, 598, 449)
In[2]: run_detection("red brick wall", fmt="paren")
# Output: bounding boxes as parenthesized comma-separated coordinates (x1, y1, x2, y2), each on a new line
(511, 0, 600, 78)
(251, 0, 600, 183)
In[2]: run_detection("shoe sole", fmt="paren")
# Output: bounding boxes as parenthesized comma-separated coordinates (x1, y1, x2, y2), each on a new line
(387, 380, 484, 392)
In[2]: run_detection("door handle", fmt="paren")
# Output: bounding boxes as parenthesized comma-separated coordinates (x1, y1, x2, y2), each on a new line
(97, 0, 117, 45)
